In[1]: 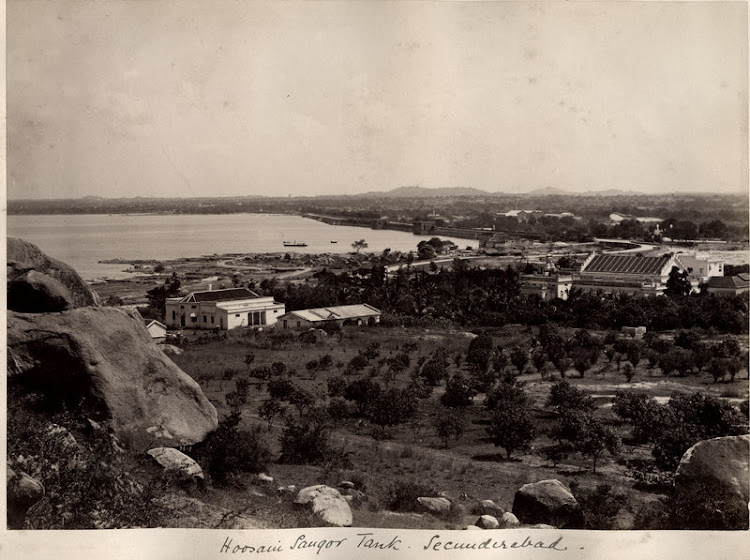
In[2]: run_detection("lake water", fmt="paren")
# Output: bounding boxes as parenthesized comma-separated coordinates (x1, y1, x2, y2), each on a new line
(7, 213, 479, 281)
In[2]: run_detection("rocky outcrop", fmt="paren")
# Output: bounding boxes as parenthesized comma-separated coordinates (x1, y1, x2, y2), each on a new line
(7, 307, 218, 451)
(147, 447, 204, 480)
(512, 479, 583, 529)
(7, 467, 45, 529)
(675, 435, 750, 507)
(294, 485, 353, 527)
(7, 237, 99, 310)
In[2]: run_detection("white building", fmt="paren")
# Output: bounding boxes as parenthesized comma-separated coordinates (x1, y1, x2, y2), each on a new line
(674, 252, 724, 284)
(143, 319, 167, 342)
(165, 287, 285, 331)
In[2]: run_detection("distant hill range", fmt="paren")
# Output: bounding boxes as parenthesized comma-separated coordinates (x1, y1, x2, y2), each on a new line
(360, 186, 649, 198)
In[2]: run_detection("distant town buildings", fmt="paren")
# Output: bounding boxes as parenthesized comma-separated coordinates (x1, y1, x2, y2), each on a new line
(165, 287, 285, 331)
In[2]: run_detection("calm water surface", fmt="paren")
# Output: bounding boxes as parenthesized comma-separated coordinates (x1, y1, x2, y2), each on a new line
(7, 213, 479, 281)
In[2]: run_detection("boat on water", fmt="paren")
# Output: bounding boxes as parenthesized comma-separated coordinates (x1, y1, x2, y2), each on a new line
(283, 240, 308, 247)
(330, 240, 338, 244)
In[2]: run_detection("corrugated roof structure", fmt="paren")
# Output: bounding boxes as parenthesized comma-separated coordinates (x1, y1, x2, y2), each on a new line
(285, 304, 381, 322)
(706, 274, 750, 289)
(181, 288, 260, 303)
(581, 254, 674, 275)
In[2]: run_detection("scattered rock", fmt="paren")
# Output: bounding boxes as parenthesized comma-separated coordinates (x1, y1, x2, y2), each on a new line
(339, 480, 355, 489)
(299, 328, 328, 343)
(478, 499, 504, 516)
(160, 344, 184, 356)
(45, 424, 78, 450)
(417, 496, 452, 516)
(278, 484, 297, 495)
(257, 473, 274, 483)
(527, 523, 556, 529)
(147, 447, 204, 480)
(476, 514, 500, 529)
(7, 308, 218, 451)
(7, 466, 45, 529)
(7, 237, 99, 309)
(675, 435, 750, 508)
(500, 512, 520, 528)
(512, 479, 583, 529)
(464, 524, 482, 530)
(294, 485, 353, 527)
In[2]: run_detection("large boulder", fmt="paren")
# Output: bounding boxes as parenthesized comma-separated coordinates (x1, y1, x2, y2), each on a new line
(417, 496, 452, 516)
(512, 479, 583, 529)
(675, 435, 750, 507)
(7, 237, 99, 310)
(147, 447, 204, 480)
(7, 307, 218, 451)
(294, 485, 353, 527)
(7, 467, 45, 529)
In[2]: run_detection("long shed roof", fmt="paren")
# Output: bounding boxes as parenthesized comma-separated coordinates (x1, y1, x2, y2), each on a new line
(581, 254, 674, 275)
(283, 304, 381, 322)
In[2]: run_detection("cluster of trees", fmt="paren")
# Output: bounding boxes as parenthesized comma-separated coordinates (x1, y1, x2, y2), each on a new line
(613, 389, 747, 471)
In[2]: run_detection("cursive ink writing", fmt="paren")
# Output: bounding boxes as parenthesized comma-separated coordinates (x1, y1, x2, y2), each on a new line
(423, 534, 567, 552)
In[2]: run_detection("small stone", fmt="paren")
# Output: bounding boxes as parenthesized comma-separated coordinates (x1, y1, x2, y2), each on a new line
(476, 514, 500, 529)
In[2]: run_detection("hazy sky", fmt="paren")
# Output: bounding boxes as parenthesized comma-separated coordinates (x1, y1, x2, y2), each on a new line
(7, 0, 748, 199)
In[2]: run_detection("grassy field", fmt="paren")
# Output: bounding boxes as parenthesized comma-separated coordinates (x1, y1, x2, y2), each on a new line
(168, 323, 748, 529)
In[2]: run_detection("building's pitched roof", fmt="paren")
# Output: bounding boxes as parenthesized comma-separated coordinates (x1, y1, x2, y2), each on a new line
(706, 274, 750, 289)
(181, 287, 260, 303)
(581, 254, 675, 275)
(283, 304, 381, 322)
(143, 319, 167, 329)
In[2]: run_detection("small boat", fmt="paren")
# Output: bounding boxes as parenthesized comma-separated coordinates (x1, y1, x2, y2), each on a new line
(330, 240, 338, 244)
(283, 240, 308, 247)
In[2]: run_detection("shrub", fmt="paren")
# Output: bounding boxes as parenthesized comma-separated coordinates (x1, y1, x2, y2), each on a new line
(577, 484, 628, 530)
(278, 409, 331, 465)
(386, 480, 439, 512)
(440, 374, 476, 408)
(8, 396, 168, 529)
(193, 411, 271, 485)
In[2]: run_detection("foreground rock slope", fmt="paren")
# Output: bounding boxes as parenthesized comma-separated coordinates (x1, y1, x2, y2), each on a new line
(8, 307, 218, 451)
(7, 237, 99, 310)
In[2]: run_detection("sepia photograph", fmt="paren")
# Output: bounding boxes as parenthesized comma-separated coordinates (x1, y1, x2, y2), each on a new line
(4, 0, 749, 557)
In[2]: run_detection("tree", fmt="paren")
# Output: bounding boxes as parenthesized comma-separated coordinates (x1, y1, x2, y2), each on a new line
(258, 399, 285, 430)
(487, 400, 536, 459)
(367, 388, 418, 439)
(665, 266, 692, 298)
(510, 345, 529, 375)
(441, 374, 476, 408)
(278, 409, 331, 464)
(343, 378, 382, 416)
(549, 409, 621, 473)
(145, 273, 182, 319)
(485, 379, 536, 459)
(352, 239, 368, 253)
(435, 410, 466, 448)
